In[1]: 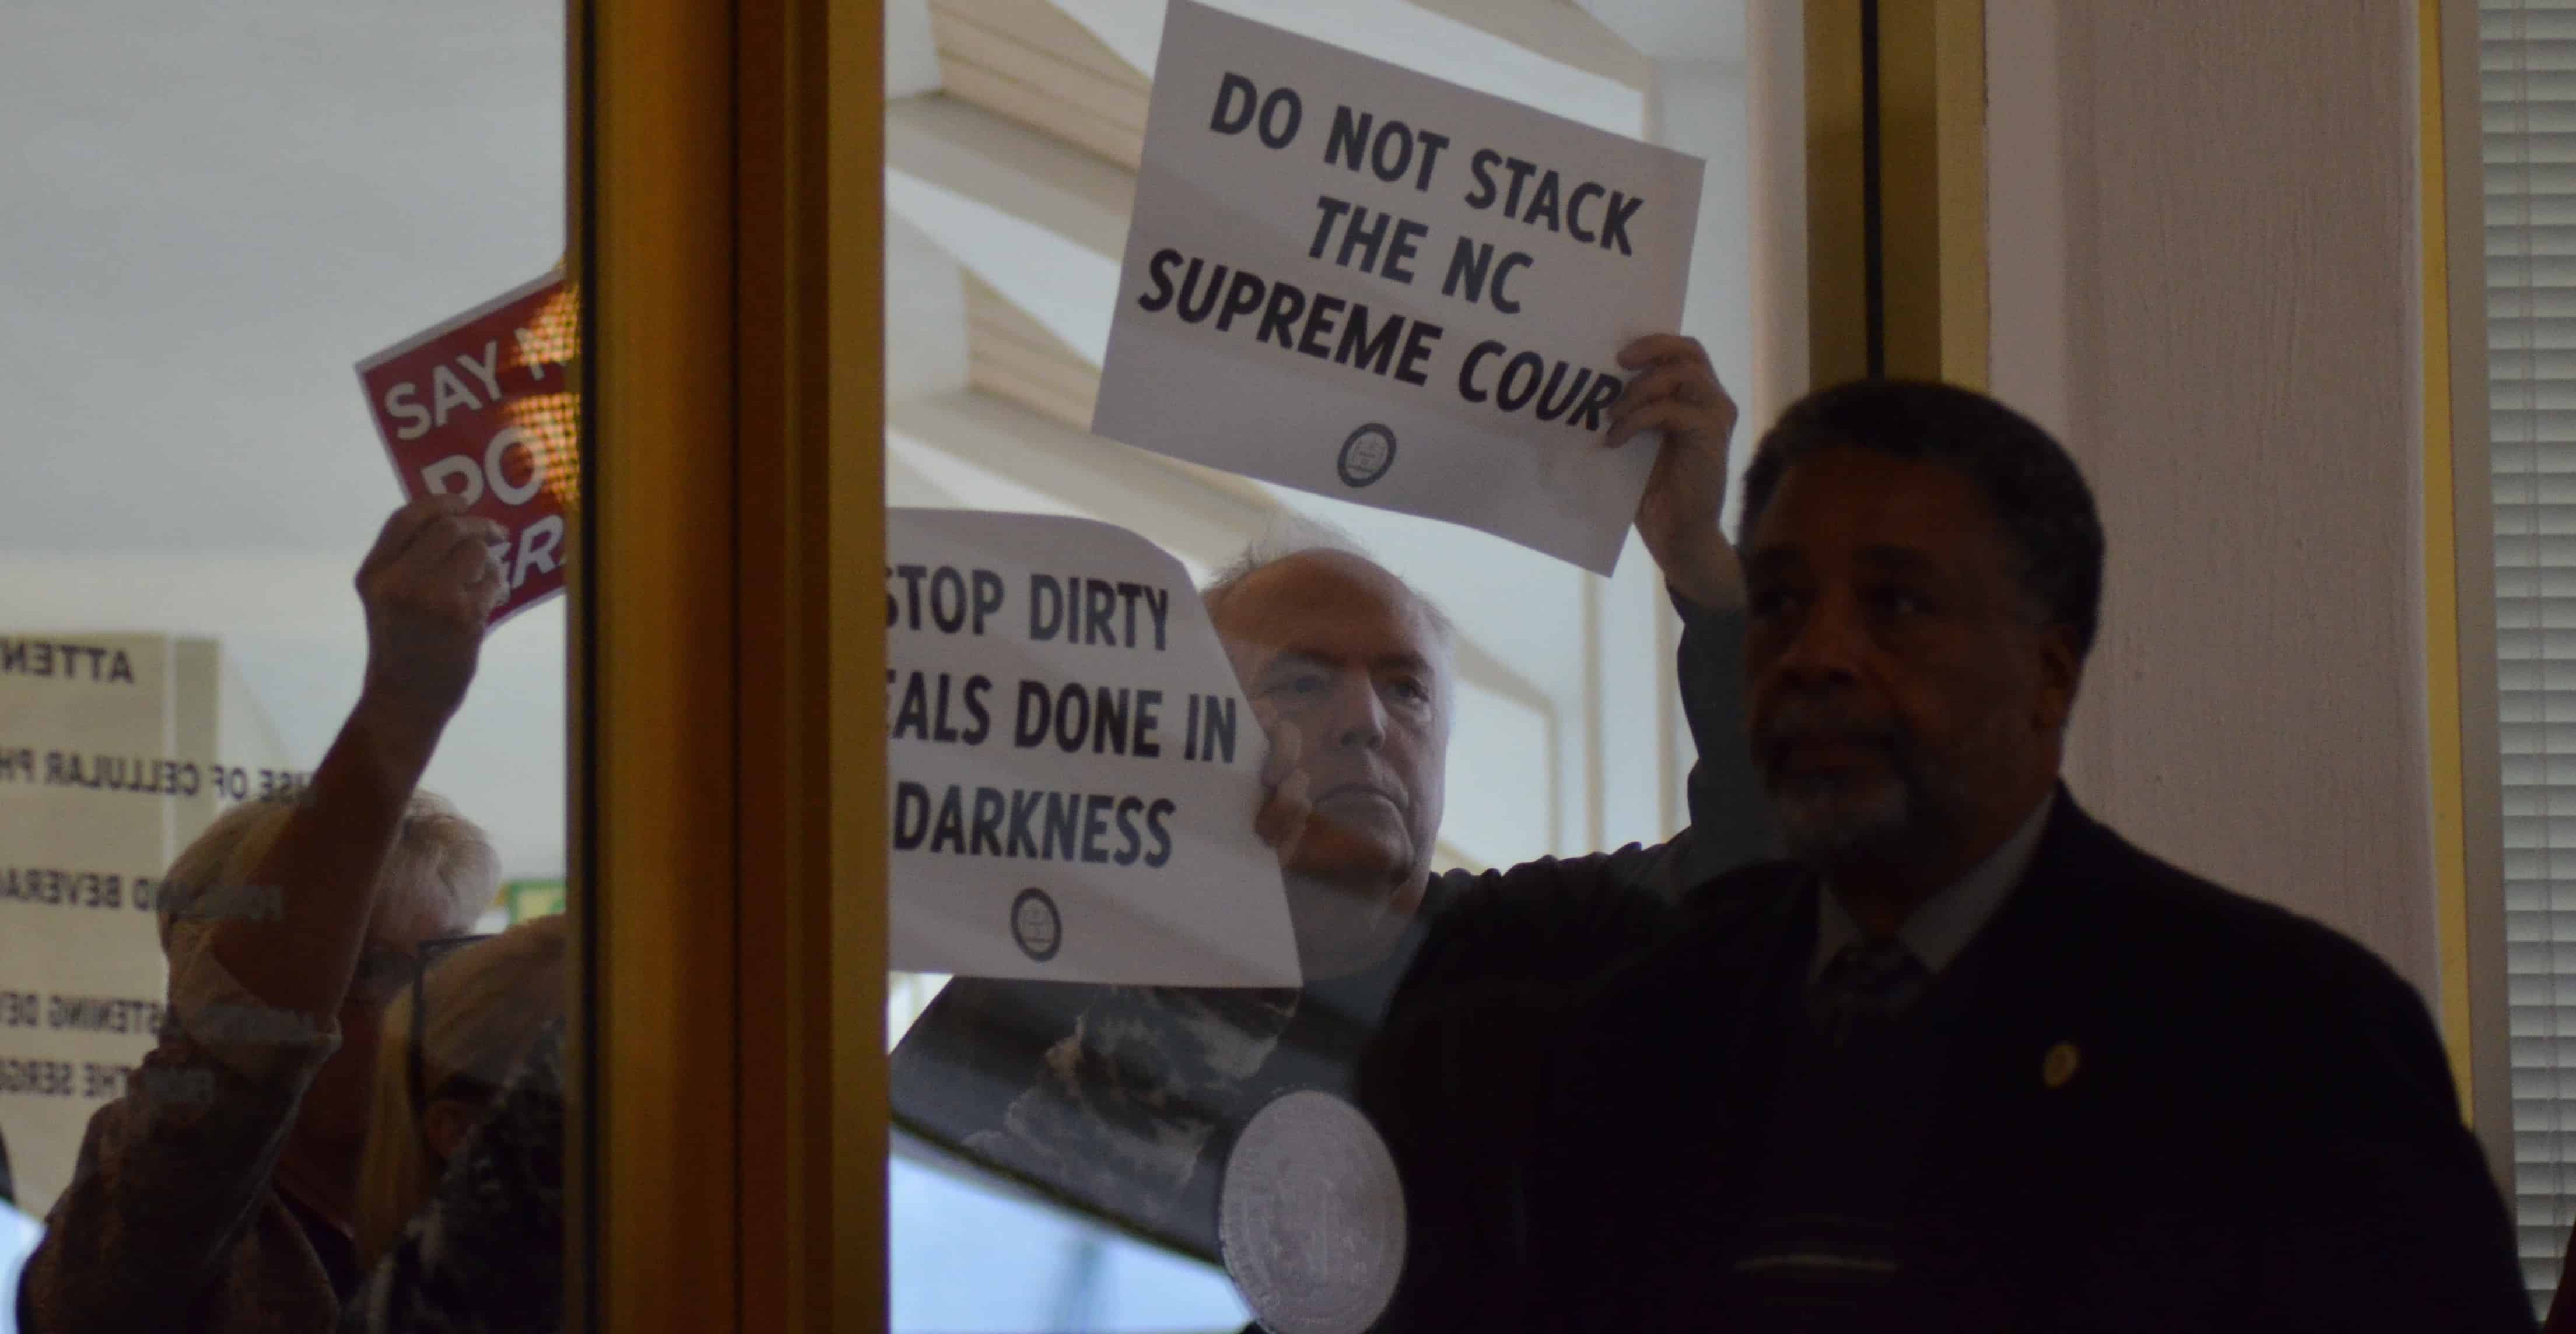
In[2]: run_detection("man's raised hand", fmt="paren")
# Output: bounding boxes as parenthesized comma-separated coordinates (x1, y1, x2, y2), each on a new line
(1608, 333, 1744, 610)
(1254, 721, 1312, 870)
(355, 495, 505, 735)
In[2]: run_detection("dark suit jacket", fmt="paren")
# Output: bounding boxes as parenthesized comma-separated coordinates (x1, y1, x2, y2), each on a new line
(1372, 789, 2533, 1332)
(2547, 1225, 2576, 1331)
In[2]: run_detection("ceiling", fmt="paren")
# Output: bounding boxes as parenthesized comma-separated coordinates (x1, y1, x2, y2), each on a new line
(3, 0, 567, 559)
(3, 0, 567, 872)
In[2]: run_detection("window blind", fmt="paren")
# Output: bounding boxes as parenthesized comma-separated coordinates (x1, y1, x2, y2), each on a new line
(2488, 0, 2576, 1306)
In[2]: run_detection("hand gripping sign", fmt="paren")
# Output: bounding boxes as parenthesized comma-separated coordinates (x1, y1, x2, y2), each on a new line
(888, 508, 1298, 986)
(357, 274, 579, 626)
(1093, 1, 1704, 574)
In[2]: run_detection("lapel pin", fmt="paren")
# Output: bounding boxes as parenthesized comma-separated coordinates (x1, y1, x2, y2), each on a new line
(2042, 1041, 2081, 1090)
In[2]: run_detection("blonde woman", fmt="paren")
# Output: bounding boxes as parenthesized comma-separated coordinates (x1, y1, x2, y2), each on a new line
(354, 914, 569, 1273)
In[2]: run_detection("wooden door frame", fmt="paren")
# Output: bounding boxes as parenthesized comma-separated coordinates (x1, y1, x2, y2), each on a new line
(571, 0, 886, 1328)
(1805, 0, 1985, 388)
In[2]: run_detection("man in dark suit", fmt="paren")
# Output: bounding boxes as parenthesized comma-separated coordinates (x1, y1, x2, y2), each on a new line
(1370, 380, 2534, 1331)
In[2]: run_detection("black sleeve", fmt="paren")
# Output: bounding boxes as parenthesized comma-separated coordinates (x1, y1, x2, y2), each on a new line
(1358, 852, 1680, 1332)
(2247, 943, 2535, 1332)
(1669, 592, 1778, 889)
(1404, 848, 1678, 1000)
(2549, 1227, 2576, 1332)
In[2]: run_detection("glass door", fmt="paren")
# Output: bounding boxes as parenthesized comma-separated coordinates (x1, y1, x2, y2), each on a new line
(875, 2, 1785, 1329)
(2, 1, 576, 1328)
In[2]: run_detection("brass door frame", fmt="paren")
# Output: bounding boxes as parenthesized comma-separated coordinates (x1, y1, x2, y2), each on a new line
(2419, 0, 2512, 1182)
(571, 0, 885, 1328)
(1806, 0, 1986, 388)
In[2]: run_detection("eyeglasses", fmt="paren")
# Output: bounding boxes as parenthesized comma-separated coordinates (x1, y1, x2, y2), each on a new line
(406, 932, 497, 1161)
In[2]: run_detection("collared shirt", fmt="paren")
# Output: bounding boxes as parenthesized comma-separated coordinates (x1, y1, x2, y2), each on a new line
(1809, 791, 2055, 985)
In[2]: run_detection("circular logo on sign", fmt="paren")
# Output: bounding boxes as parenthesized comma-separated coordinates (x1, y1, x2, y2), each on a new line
(1010, 887, 1062, 962)
(1336, 424, 1397, 488)
(1218, 1090, 1407, 1334)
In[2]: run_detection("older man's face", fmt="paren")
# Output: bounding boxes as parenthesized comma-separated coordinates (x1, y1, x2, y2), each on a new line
(1213, 552, 1450, 976)
(1740, 447, 2078, 866)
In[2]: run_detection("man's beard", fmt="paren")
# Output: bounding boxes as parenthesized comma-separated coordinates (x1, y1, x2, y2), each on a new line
(1771, 767, 1915, 864)
(1758, 701, 1951, 868)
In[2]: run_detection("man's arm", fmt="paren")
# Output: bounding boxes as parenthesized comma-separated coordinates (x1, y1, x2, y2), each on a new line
(1667, 595, 1780, 884)
(20, 497, 500, 1332)
(1613, 333, 1776, 888)
(215, 496, 502, 1020)
(23, 991, 336, 1331)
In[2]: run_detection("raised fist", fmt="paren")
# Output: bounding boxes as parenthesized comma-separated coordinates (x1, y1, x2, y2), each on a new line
(354, 494, 506, 732)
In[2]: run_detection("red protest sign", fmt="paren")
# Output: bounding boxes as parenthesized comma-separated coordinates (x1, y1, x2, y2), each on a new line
(357, 274, 579, 626)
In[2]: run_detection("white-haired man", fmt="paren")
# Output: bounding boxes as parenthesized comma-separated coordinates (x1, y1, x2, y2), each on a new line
(21, 495, 505, 1333)
(892, 334, 1768, 1257)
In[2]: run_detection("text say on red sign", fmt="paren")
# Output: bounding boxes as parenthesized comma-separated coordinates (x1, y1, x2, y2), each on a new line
(356, 274, 579, 626)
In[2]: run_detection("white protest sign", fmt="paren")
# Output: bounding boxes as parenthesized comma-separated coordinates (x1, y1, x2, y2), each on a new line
(887, 509, 1298, 986)
(0, 634, 295, 1217)
(1092, 0, 1704, 575)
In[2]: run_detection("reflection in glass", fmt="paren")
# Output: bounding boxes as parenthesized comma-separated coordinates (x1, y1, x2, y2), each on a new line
(881, 1, 1757, 1326)
(2, 1, 568, 1328)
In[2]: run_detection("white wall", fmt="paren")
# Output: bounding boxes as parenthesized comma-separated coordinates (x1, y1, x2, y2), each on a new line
(1987, 0, 2438, 1001)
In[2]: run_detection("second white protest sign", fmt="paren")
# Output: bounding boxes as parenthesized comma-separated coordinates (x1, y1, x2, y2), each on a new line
(1092, 1, 1704, 575)
(887, 509, 1297, 986)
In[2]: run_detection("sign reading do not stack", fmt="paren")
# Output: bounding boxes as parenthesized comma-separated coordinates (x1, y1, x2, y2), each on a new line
(1092, 1, 1705, 574)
